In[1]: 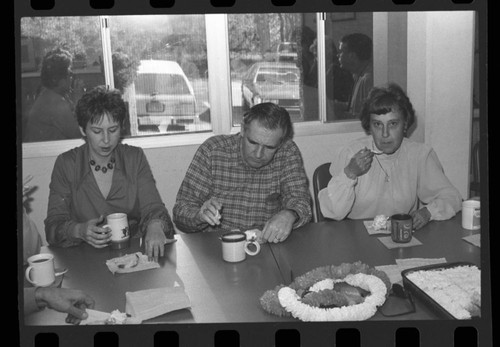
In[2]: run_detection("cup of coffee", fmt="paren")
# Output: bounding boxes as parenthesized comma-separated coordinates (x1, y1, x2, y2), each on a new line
(220, 231, 261, 262)
(25, 253, 55, 287)
(391, 214, 413, 243)
(462, 199, 480, 230)
(103, 213, 130, 249)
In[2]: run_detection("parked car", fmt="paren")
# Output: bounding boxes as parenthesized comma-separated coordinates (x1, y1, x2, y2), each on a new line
(134, 60, 197, 131)
(276, 42, 298, 62)
(241, 61, 301, 116)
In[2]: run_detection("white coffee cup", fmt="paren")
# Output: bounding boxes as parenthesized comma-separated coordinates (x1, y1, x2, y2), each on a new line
(25, 253, 55, 287)
(462, 199, 480, 230)
(221, 231, 261, 262)
(103, 213, 130, 249)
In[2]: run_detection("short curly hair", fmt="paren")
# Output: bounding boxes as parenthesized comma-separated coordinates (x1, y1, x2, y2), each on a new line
(40, 48, 73, 89)
(75, 85, 127, 129)
(359, 83, 416, 134)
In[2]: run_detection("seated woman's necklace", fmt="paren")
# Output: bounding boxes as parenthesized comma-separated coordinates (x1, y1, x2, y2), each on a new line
(374, 156, 390, 182)
(90, 157, 115, 174)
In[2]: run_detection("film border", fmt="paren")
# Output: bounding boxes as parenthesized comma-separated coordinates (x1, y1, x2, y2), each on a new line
(14, 0, 490, 346)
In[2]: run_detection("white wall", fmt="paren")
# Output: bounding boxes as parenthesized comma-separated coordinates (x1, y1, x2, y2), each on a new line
(407, 11, 475, 199)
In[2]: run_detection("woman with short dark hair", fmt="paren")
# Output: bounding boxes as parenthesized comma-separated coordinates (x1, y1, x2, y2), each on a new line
(45, 86, 175, 261)
(318, 83, 462, 229)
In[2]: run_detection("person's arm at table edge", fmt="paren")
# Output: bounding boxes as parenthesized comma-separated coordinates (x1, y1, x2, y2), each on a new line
(280, 142, 312, 228)
(44, 155, 84, 247)
(317, 146, 358, 221)
(417, 147, 463, 221)
(173, 144, 214, 232)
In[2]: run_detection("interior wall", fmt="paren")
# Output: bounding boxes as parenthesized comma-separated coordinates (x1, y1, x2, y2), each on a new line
(407, 11, 475, 199)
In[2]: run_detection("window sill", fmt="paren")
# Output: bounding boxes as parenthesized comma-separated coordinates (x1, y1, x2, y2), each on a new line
(21, 121, 363, 159)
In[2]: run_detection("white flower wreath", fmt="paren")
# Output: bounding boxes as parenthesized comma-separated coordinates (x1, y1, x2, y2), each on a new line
(277, 273, 387, 321)
(259, 262, 392, 321)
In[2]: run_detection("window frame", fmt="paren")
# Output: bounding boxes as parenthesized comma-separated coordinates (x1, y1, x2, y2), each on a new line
(21, 13, 363, 159)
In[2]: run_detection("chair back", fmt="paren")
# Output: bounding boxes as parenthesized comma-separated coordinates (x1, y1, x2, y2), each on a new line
(312, 162, 332, 222)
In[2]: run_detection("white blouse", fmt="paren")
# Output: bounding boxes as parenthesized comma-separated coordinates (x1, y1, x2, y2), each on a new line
(318, 136, 462, 221)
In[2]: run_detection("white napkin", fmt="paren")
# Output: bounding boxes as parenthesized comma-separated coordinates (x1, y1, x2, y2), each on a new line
(125, 285, 191, 321)
(377, 236, 422, 249)
(106, 252, 160, 274)
(462, 234, 480, 247)
(80, 309, 142, 325)
(363, 221, 391, 235)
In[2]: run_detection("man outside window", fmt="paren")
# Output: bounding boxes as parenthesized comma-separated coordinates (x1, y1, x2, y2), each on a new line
(173, 103, 312, 243)
(334, 33, 373, 119)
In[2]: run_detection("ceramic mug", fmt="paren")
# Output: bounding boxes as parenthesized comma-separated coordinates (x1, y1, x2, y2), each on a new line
(391, 214, 413, 243)
(103, 213, 130, 249)
(462, 199, 480, 230)
(25, 253, 55, 287)
(221, 231, 261, 262)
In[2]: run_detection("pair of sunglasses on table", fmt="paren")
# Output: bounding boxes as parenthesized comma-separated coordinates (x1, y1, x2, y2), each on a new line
(378, 283, 416, 317)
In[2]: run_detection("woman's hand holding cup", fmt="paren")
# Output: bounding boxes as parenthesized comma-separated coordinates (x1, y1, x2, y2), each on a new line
(344, 147, 374, 179)
(74, 215, 112, 248)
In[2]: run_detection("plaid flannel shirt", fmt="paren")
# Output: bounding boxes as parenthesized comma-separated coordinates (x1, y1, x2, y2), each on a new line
(173, 134, 312, 232)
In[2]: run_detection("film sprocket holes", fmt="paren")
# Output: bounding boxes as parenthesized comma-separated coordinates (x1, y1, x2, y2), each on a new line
(16, 0, 489, 346)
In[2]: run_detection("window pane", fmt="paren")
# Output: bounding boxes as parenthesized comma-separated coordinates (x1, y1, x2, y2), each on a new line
(324, 12, 373, 121)
(108, 15, 211, 136)
(228, 13, 319, 126)
(20, 17, 104, 142)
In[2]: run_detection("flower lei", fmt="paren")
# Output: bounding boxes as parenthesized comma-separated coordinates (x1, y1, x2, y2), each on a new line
(260, 261, 391, 321)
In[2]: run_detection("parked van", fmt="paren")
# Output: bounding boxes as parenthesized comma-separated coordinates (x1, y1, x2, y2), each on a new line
(135, 60, 197, 131)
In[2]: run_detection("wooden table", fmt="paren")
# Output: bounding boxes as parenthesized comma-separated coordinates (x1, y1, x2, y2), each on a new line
(23, 214, 481, 325)
(268, 213, 481, 320)
(24, 230, 289, 325)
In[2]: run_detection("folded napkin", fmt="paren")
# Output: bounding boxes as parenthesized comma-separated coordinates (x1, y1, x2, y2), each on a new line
(106, 252, 160, 274)
(377, 236, 422, 249)
(363, 221, 391, 235)
(462, 234, 480, 247)
(375, 257, 447, 284)
(80, 309, 142, 325)
(125, 285, 191, 321)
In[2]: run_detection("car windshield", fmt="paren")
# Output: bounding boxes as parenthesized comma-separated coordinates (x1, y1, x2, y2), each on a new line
(256, 68, 299, 83)
(135, 74, 190, 95)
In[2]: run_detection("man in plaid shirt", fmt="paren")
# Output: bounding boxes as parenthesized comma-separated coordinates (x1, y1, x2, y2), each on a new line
(173, 103, 312, 243)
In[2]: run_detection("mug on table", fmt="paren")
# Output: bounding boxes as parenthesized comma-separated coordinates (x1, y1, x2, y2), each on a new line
(103, 213, 130, 249)
(391, 214, 413, 243)
(25, 253, 56, 287)
(462, 199, 480, 230)
(220, 231, 261, 263)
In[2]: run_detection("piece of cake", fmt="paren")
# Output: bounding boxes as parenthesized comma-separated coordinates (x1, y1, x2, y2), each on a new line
(372, 215, 389, 231)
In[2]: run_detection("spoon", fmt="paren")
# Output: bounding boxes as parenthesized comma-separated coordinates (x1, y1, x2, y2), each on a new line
(371, 150, 383, 155)
(55, 268, 68, 276)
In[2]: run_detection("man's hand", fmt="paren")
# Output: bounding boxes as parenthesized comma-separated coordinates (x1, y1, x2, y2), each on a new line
(410, 207, 431, 230)
(197, 198, 222, 226)
(35, 287, 95, 325)
(261, 210, 296, 243)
